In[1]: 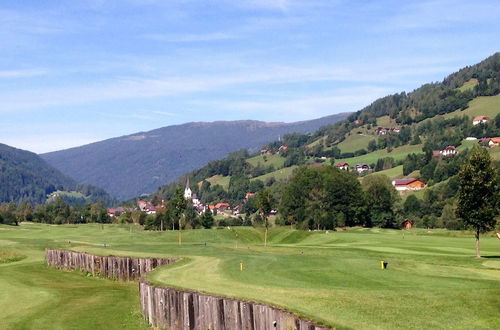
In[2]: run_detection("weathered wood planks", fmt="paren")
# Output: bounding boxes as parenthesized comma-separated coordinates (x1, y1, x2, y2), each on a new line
(139, 280, 331, 330)
(45, 249, 178, 281)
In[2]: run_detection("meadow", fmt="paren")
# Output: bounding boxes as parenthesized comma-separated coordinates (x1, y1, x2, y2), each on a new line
(0, 223, 499, 329)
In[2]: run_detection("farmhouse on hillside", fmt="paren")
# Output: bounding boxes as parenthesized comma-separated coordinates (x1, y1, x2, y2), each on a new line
(391, 178, 426, 191)
(432, 146, 457, 157)
(480, 137, 500, 147)
(335, 162, 349, 171)
(375, 127, 389, 135)
(472, 115, 490, 126)
(355, 163, 371, 173)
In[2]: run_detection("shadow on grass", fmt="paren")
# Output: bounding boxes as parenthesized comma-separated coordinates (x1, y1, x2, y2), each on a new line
(482, 256, 500, 259)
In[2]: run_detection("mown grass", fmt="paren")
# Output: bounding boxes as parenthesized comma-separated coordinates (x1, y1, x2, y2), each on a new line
(1, 223, 499, 329)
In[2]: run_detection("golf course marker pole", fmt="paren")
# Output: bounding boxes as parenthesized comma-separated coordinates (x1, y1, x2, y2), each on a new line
(240, 262, 243, 271)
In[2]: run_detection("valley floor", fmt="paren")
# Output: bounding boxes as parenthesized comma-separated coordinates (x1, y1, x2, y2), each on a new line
(1, 223, 499, 329)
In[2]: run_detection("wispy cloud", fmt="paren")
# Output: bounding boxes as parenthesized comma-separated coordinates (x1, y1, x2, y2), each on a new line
(152, 110, 177, 117)
(376, 0, 499, 31)
(143, 32, 236, 42)
(0, 69, 47, 78)
(0, 59, 458, 113)
(189, 86, 393, 119)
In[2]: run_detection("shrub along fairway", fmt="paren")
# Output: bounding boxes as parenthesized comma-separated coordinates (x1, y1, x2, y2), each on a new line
(1, 223, 499, 329)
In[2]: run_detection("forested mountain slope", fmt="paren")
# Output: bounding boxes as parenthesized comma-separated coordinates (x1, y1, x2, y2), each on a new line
(147, 53, 500, 225)
(41, 113, 349, 201)
(0, 143, 115, 205)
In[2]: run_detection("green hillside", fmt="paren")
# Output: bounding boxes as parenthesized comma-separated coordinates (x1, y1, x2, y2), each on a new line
(0, 143, 116, 206)
(146, 54, 499, 234)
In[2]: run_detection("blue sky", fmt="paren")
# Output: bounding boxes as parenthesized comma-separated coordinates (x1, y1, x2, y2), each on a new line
(1, 0, 499, 153)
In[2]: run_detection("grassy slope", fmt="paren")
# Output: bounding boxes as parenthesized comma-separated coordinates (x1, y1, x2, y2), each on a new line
(251, 165, 298, 182)
(246, 154, 286, 169)
(364, 165, 404, 179)
(2, 223, 497, 330)
(337, 133, 375, 152)
(441, 94, 500, 120)
(333, 144, 424, 166)
(457, 78, 478, 92)
(206, 174, 231, 189)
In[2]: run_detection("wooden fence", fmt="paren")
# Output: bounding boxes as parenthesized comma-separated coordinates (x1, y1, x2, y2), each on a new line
(45, 249, 178, 281)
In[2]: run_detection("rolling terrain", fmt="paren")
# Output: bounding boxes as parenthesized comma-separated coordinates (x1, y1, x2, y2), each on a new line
(1, 223, 499, 329)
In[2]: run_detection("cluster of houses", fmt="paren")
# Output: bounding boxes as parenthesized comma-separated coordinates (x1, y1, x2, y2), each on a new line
(335, 162, 371, 173)
(260, 145, 288, 155)
(375, 126, 401, 136)
(432, 145, 458, 158)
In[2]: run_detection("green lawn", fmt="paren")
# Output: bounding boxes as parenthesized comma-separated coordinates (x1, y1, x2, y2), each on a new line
(1, 223, 499, 329)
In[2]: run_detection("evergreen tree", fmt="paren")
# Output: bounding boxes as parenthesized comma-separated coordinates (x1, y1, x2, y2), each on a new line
(200, 209, 214, 229)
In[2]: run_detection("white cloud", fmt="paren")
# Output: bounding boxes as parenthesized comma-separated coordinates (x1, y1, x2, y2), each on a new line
(0, 59, 458, 113)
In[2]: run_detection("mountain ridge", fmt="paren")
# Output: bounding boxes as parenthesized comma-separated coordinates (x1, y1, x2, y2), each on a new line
(41, 113, 350, 200)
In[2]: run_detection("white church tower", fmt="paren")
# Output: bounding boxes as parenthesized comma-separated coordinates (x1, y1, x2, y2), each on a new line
(184, 177, 192, 200)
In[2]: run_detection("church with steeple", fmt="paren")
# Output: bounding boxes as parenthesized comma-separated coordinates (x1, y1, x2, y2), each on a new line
(184, 177, 192, 199)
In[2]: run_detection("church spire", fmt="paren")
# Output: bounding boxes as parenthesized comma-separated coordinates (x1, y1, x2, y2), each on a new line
(184, 177, 192, 199)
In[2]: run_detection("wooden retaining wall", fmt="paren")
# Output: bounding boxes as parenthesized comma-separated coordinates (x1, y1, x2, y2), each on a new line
(45, 249, 178, 281)
(139, 280, 330, 330)
(46, 249, 331, 329)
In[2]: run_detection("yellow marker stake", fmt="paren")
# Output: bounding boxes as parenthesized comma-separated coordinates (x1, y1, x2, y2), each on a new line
(380, 260, 385, 269)
(240, 262, 243, 271)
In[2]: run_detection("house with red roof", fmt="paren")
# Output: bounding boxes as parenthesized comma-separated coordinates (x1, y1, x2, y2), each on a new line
(432, 146, 457, 158)
(335, 162, 349, 171)
(472, 116, 490, 126)
(392, 178, 426, 191)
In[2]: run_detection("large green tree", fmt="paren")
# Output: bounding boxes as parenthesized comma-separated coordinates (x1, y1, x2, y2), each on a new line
(280, 165, 365, 229)
(456, 147, 499, 258)
(362, 175, 400, 228)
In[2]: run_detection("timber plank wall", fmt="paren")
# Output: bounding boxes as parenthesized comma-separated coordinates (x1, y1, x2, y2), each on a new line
(45, 249, 178, 281)
(46, 249, 331, 330)
(140, 280, 330, 330)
